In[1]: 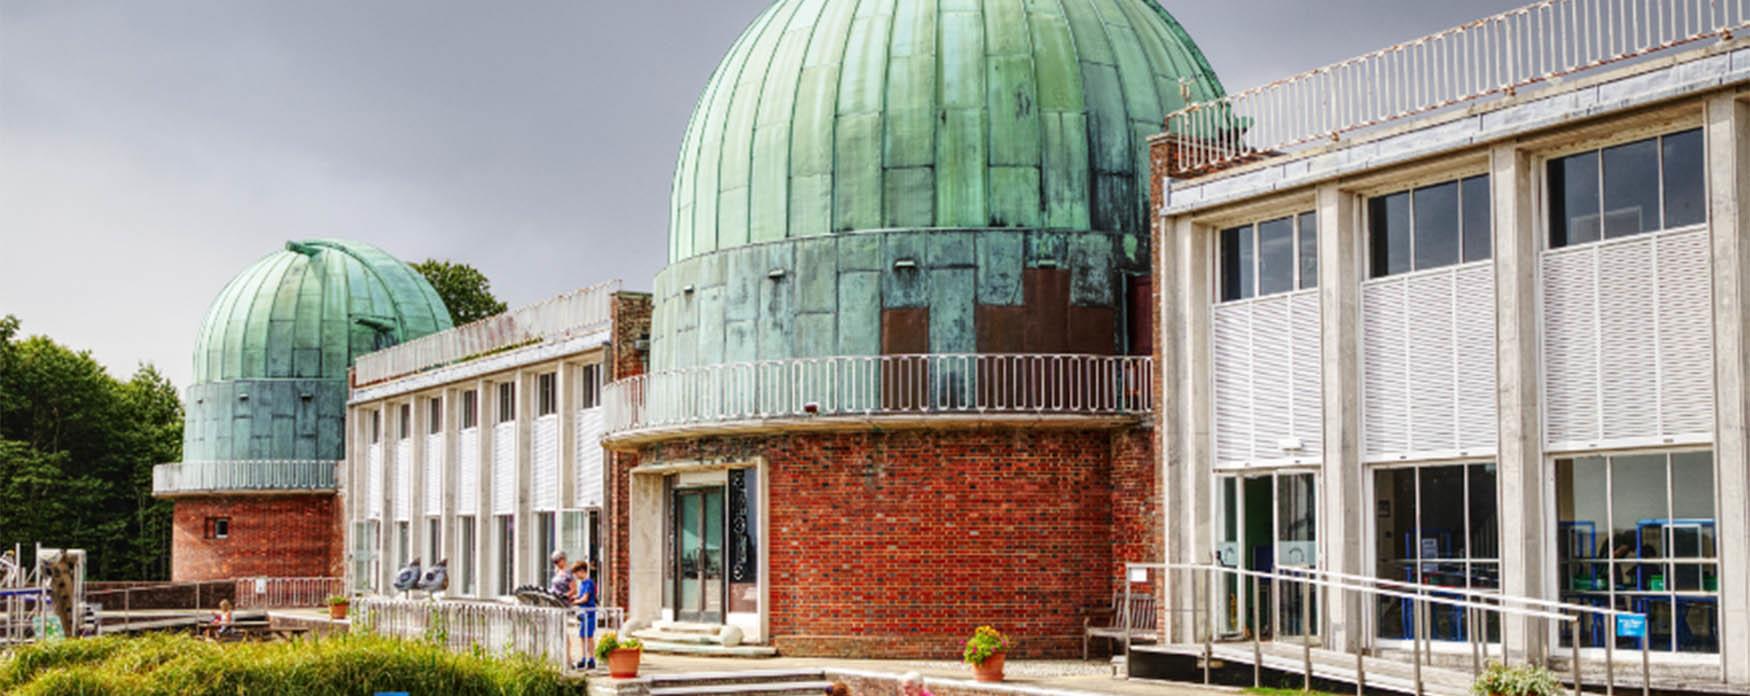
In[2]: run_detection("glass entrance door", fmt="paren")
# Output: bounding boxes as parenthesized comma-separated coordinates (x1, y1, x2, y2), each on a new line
(673, 487, 725, 623)
(1215, 472, 1319, 641)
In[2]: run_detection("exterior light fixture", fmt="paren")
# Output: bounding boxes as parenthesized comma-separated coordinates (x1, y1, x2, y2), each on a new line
(1276, 437, 1303, 452)
(802, 402, 820, 414)
(767, 269, 787, 279)
(682, 284, 695, 294)
(1036, 259, 1059, 268)
(893, 259, 918, 270)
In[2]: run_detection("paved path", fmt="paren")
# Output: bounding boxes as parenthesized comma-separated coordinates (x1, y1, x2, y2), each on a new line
(640, 653, 1239, 695)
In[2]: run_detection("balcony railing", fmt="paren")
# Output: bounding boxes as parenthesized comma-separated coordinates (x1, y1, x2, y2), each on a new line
(604, 353, 1153, 437)
(1165, 0, 1750, 176)
(233, 577, 345, 609)
(351, 597, 572, 667)
(353, 281, 620, 386)
(152, 460, 338, 496)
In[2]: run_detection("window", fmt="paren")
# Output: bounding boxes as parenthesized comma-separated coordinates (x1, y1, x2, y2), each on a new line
(1219, 211, 1318, 302)
(535, 511, 557, 581)
(395, 521, 410, 570)
(537, 373, 557, 417)
(1548, 129, 1705, 249)
(1557, 450, 1717, 653)
(457, 516, 476, 595)
(426, 517, 441, 565)
(204, 517, 230, 540)
(1373, 462, 1500, 642)
(398, 403, 411, 440)
(428, 397, 442, 435)
(1369, 175, 1490, 278)
(496, 383, 516, 424)
(580, 364, 602, 410)
(370, 410, 382, 444)
(461, 390, 479, 429)
(495, 514, 516, 595)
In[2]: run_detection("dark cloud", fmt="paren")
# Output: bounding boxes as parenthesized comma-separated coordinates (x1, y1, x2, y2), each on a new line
(0, 0, 1528, 390)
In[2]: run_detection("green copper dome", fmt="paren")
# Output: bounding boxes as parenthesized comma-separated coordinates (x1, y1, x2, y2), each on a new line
(181, 239, 451, 463)
(668, 0, 1225, 262)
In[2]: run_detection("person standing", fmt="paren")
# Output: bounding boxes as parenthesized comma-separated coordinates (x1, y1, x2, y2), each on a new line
(572, 560, 598, 670)
(548, 551, 578, 665)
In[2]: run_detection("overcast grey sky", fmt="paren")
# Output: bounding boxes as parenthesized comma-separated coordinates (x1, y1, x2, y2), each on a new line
(0, 0, 1527, 391)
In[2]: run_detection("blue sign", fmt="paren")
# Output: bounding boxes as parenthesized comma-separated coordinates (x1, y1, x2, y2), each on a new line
(1615, 613, 1647, 639)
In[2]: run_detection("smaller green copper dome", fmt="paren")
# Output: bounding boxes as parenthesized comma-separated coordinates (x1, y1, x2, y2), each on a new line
(192, 239, 452, 384)
(181, 239, 451, 464)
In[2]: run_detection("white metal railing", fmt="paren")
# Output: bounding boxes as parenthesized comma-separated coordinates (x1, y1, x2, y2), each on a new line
(151, 460, 338, 495)
(1165, 0, 1750, 176)
(603, 353, 1153, 435)
(353, 281, 620, 386)
(1131, 560, 1661, 696)
(351, 598, 571, 667)
(232, 577, 344, 610)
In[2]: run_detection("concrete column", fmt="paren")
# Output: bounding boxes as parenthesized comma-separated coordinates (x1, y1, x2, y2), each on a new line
(1316, 184, 1365, 651)
(627, 470, 665, 627)
(515, 369, 534, 588)
(559, 361, 578, 513)
(342, 403, 359, 592)
(410, 397, 426, 568)
(1706, 92, 1750, 683)
(1493, 142, 1547, 662)
(477, 377, 495, 596)
(1167, 216, 1214, 642)
(440, 386, 457, 583)
(1154, 210, 1182, 641)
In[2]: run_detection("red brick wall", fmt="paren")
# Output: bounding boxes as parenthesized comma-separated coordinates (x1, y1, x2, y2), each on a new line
(1110, 428, 1159, 579)
(171, 494, 342, 581)
(603, 291, 651, 607)
(636, 426, 1153, 659)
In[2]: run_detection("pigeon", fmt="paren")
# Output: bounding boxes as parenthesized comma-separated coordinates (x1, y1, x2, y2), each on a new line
(392, 558, 422, 595)
(417, 559, 448, 596)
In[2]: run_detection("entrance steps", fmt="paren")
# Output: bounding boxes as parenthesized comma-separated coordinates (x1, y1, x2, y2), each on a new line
(632, 621, 778, 658)
(1135, 641, 1472, 696)
(648, 669, 827, 696)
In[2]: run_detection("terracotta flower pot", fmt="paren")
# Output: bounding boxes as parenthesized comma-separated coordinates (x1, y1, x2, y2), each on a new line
(329, 602, 348, 620)
(972, 652, 1006, 682)
(608, 648, 642, 678)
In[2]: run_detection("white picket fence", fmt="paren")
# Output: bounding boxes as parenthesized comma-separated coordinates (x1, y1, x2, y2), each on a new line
(350, 597, 571, 666)
(231, 577, 344, 610)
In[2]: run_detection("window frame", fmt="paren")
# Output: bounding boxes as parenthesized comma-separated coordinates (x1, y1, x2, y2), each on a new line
(1368, 459, 1502, 643)
(1366, 174, 1492, 279)
(1216, 209, 1319, 303)
(580, 364, 602, 410)
(1545, 128, 1707, 251)
(496, 382, 516, 424)
(205, 516, 231, 540)
(427, 396, 443, 435)
(398, 403, 411, 440)
(370, 410, 382, 444)
(537, 372, 558, 417)
(461, 390, 479, 430)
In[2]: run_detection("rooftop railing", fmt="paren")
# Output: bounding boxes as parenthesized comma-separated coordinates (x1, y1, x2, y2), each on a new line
(603, 353, 1153, 437)
(1165, 0, 1750, 176)
(151, 460, 338, 496)
(353, 281, 620, 386)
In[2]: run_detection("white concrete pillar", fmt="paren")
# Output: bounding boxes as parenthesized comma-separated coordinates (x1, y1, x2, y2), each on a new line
(1493, 142, 1547, 662)
(515, 369, 534, 588)
(1316, 184, 1365, 651)
(1706, 92, 1750, 684)
(1167, 216, 1214, 642)
(627, 469, 665, 626)
(1154, 210, 1183, 642)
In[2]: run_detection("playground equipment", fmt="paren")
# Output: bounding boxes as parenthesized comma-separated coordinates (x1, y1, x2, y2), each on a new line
(0, 543, 88, 647)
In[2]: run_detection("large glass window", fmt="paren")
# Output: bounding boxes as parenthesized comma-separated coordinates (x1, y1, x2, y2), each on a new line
(580, 364, 602, 409)
(537, 373, 557, 417)
(461, 390, 479, 429)
(1219, 211, 1318, 302)
(1369, 175, 1490, 278)
(1373, 462, 1500, 642)
(1556, 450, 1718, 653)
(496, 383, 516, 424)
(427, 397, 443, 434)
(457, 515, 476, 595)
(495, 514, 515, 595)
(1548, 128, 1706, 249)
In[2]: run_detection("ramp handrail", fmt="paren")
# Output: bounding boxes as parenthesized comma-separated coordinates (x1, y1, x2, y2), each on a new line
(1122, 560, 1654, 696)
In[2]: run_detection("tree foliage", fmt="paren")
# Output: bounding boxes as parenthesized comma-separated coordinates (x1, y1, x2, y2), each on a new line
(0, 315, 181, 580)
(411, 260, 508, 326)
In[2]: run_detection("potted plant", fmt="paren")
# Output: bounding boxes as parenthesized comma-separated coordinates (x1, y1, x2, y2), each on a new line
(326, 594, 350, 620)
(963, 625, 1011, 682)
(596, 631, 644, 678)
(1472, 662, 1561, 696)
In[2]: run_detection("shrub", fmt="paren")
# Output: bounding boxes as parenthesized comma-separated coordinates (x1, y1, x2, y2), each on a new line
(324, 595, 349, 606)
(962, 625, 1010, 665)
(1472, 662, 1561, 696)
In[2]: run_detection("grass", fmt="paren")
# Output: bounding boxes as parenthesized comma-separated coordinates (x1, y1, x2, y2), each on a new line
(0, 632, 580, 696)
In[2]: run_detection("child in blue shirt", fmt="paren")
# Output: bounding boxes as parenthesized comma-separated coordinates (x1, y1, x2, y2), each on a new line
(571, 561, 597, 670)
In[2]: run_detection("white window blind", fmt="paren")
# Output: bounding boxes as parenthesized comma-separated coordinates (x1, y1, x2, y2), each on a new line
(423, 432, 444, 516)
(457, 428, 480, 514)
(1212, 289, 1322, 467)
(393, 440, 413, 521)
(1362, 262, 1497, 461)
(575, 408, 605, 509)
(492, 421, 516, 515)
(532, 415, 559, 511)
(366, 443, 383, 519)
(1542, 227, 1713, 450)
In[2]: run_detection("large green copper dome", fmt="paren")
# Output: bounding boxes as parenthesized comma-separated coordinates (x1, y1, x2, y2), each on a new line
(668, 0, 1224, 262)
(182, 239, 451, 463)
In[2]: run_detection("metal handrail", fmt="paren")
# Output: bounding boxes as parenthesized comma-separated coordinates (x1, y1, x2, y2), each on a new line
(1122, 560, 1658, 696)
(353, 281, 620, 386)
(152, 460, 338, 495)
(602, 353, 1153, 436)
(1165, 0, 1750, 176)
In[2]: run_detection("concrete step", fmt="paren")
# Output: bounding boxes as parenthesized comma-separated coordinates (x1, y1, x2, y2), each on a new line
(651, 682, 832, 696)
(652, 620, 726, 635)
(636, 639, 779, 658)
(649, 670, 825, 688)
(634, 629, 724, 645)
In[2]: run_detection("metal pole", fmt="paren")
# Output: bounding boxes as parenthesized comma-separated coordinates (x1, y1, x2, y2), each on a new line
(1355, 591, 1366, 696)
(1302, 577, 1312, 692)
(1571, 617, 1582, 696)
(1641, 632, 1650, 696)
(1204, 566, 1213, 685)
(1606, 612, 1616, 696)
(1122, 567, 1133, 664)
(1413, 596, 1425, 696)
(1471, 605, 1482, 676)
(1253, 573, 1262, 688)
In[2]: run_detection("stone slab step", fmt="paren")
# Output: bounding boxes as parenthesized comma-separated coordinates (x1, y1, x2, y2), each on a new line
(637, 639, 779, 658)
(652, 621, 727, 635)
(633, 629, 725, 645)
(649, 670, 824, 688)
(650, 681, 832, 696)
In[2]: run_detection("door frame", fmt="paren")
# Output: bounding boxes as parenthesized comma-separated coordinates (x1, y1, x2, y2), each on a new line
(670, 484, 726, 624)
(1213, 468, 1322, 641)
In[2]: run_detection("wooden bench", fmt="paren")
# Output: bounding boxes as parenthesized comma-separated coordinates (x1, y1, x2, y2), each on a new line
(1083, 589, 1159, 660)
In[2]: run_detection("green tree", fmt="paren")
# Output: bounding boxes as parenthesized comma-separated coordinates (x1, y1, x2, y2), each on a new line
(0, 315, 182, 580)
(412, 260, 508, 325)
